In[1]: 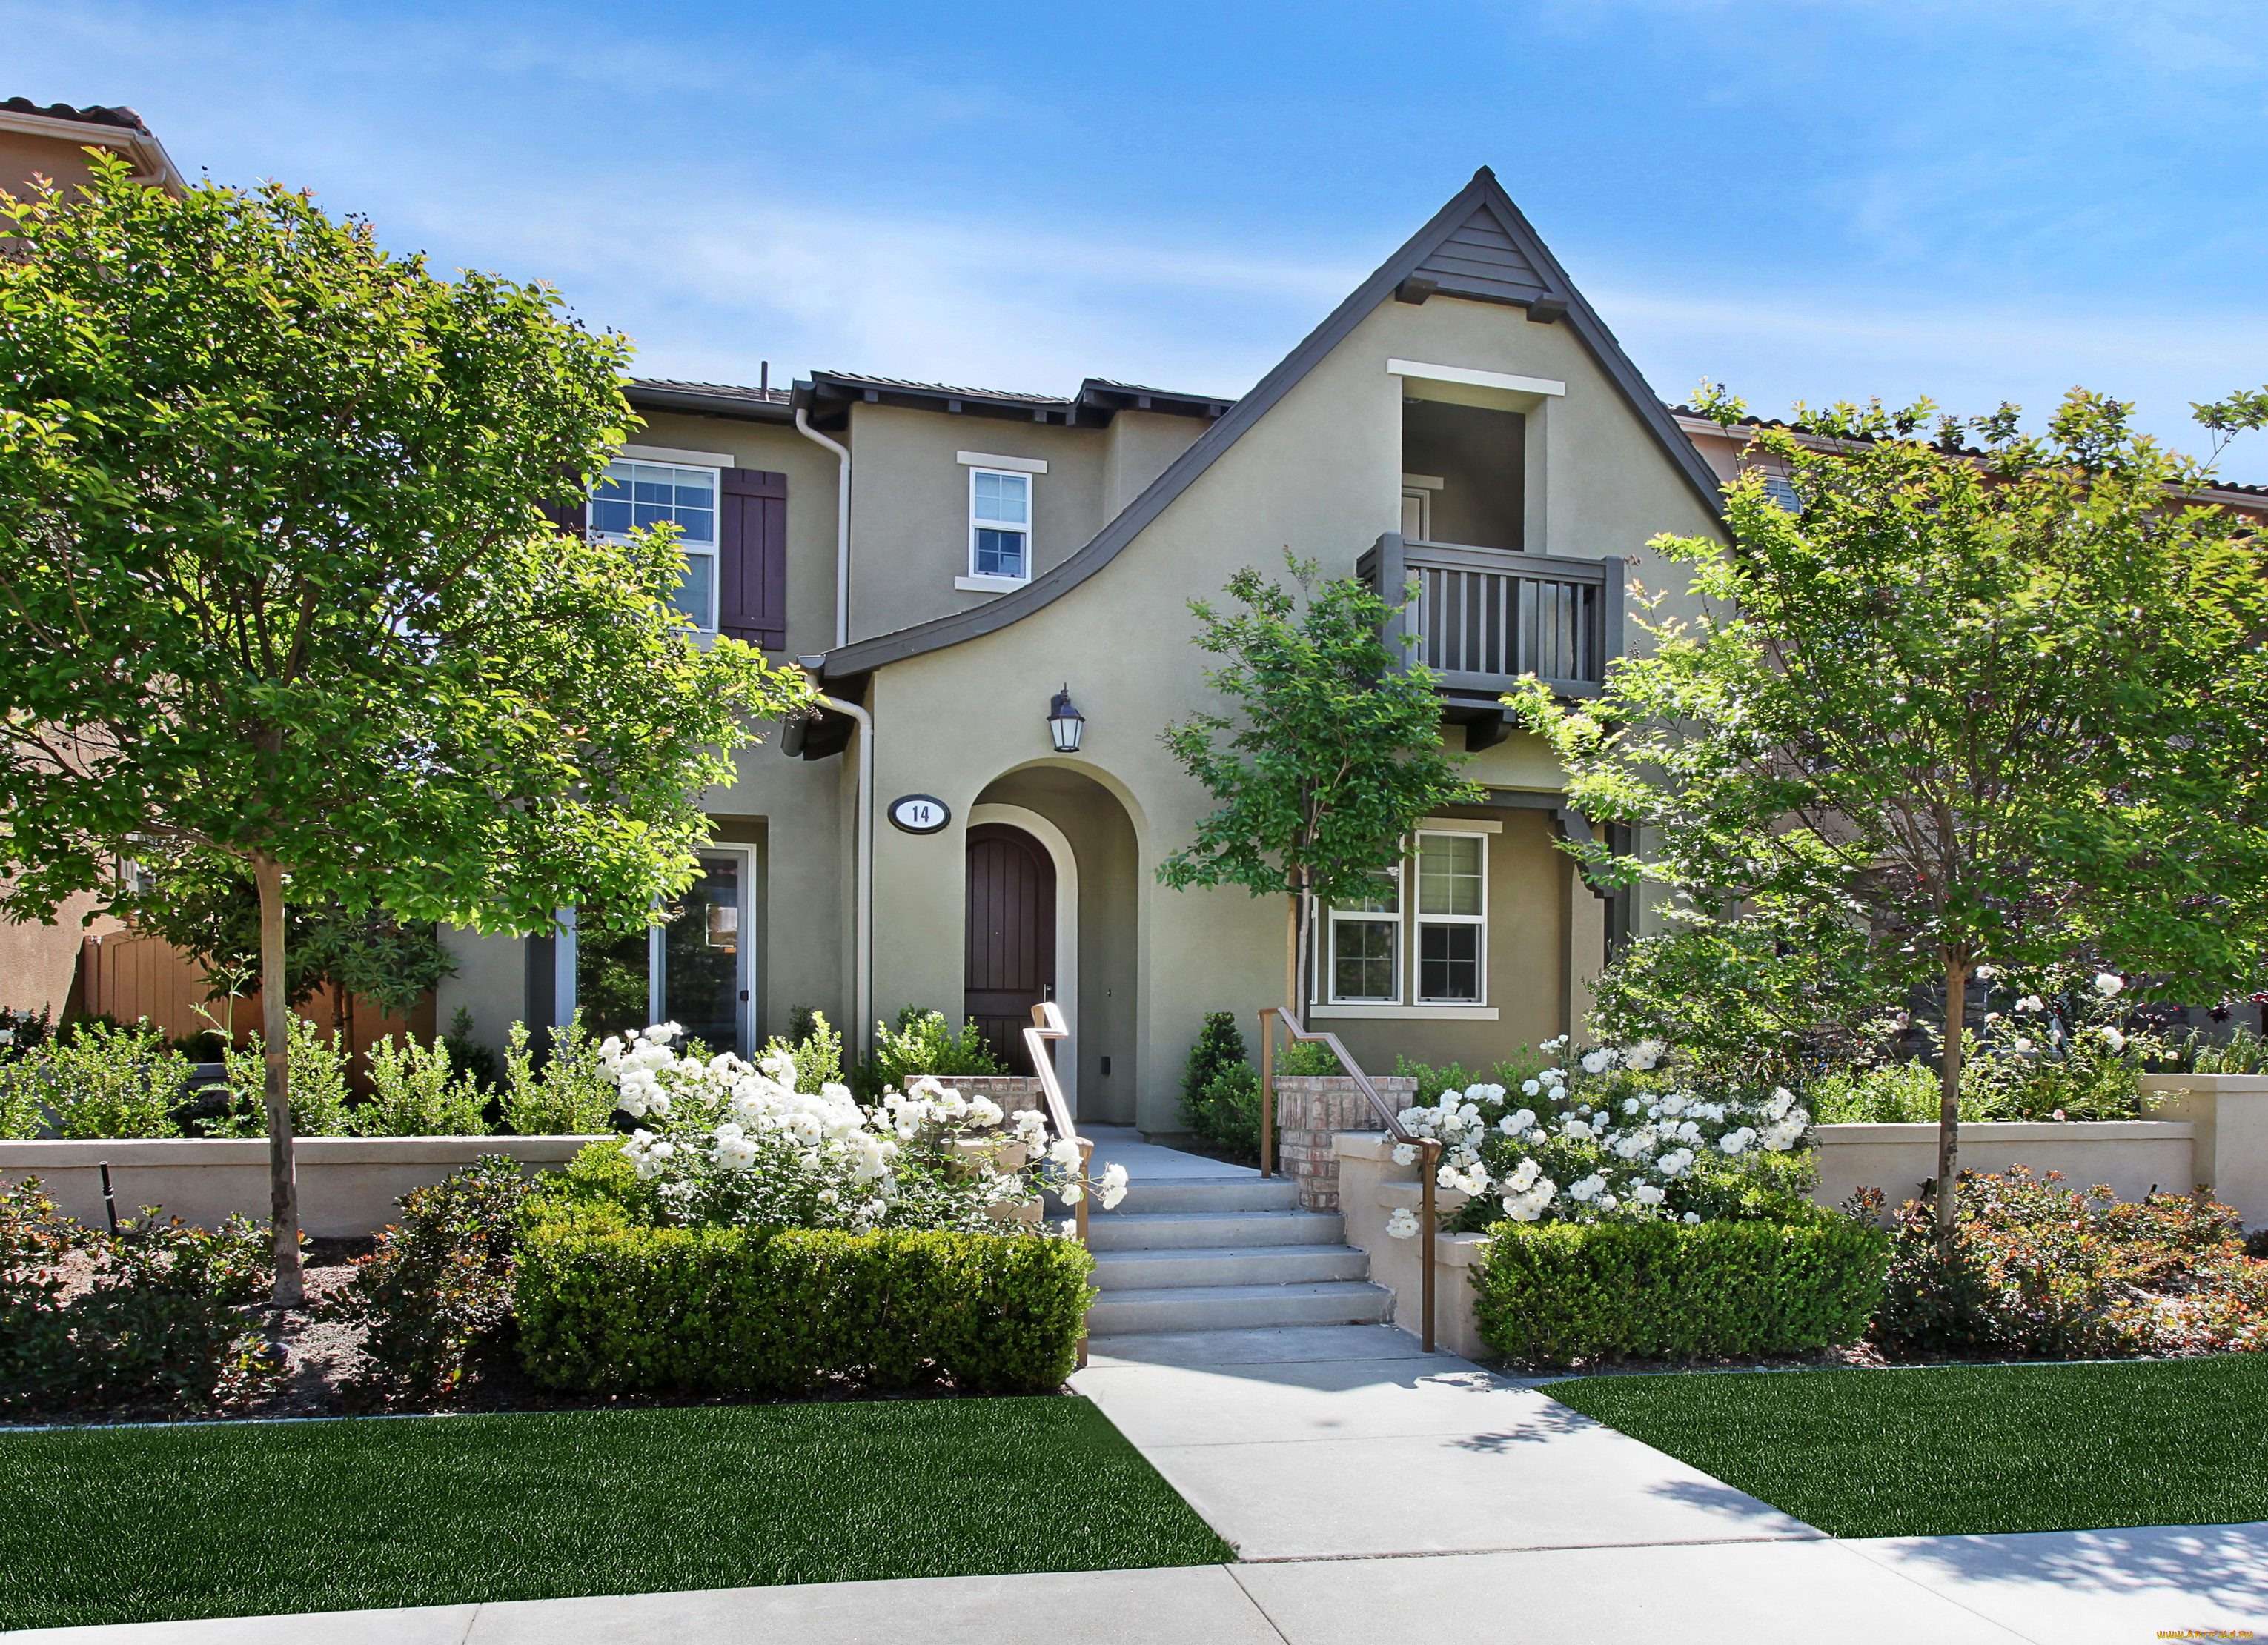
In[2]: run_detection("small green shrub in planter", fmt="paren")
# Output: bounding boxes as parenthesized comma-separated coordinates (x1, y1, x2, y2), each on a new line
(851, 1006, 1006, 1100)
(0, 1020, 188, 1138)
(212, 1014, 353, 1137)
(1471, 1212, 1889, 1364)
(515, 1149, 1092, 1395)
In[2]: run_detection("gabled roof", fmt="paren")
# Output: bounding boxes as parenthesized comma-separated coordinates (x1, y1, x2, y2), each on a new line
(0, 98, 150, 133)
(807, 167, 1726, 679)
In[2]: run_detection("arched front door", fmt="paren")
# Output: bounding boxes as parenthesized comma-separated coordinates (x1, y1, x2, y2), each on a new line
(964, 823, 1055, 1074)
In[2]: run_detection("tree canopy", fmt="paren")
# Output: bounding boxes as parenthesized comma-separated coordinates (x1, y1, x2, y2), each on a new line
(0, 153, 810, 1297)
(1513, 385, 2268, 1228)
(1159, 554, 1479, 1024)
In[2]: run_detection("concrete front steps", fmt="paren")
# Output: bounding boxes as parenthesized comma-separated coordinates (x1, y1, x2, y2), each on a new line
(1082, 1171, 1395, 1336)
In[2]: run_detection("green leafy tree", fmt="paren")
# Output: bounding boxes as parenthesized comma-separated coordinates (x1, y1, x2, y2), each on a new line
(1159, 555, 1480, 1026)
(0, 156, 809, 1301)
(1513, 385, 2268, 1234)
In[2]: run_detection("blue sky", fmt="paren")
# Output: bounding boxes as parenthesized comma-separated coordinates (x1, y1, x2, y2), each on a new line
(17, 0, 2268, 475)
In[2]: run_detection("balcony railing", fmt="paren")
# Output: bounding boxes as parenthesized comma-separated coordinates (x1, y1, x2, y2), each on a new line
(1357, 534, 1624, 699)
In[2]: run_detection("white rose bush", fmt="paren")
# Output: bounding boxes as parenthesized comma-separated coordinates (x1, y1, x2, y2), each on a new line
(1385, 1036, 1815, 1239)
(597, 1025, 1126, 1236)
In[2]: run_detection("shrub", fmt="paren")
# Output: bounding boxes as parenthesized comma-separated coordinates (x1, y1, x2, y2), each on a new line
(515, 1186, 1093, 1396)
(763, 1005, 845, 1094)
(0, 1177, 276, 1411)
(1181, 1013, 1246, 1115)
(500, 1012, 613, 1135)
(354, 1032, 487, 1135)
(855, 1006, 1005, 1097)
(1871, 1166, 2268, 1360)
(316, 1155, 531, 1407)
(1184, 1062, 1261, 1157)
(442, 1006, 501, 1092)
(0, 1019, 186, 1138)
(1470, 1212, 1889, 1364)
(212, 1014, 353, 1137)
(1396, 1049, 1549, 1098)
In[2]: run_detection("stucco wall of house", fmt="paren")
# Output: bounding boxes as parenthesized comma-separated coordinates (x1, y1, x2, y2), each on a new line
(830, 289, 1722, 1130)
(840, 405, 1109, 643)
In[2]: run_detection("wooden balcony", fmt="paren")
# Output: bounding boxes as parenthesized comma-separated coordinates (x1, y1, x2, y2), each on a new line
(1357, 534, 1625, 747)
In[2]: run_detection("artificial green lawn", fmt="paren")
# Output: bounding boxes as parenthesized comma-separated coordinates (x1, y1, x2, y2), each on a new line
(1552, 1354, 2268, 1539)
(0, 1396, 1232, 1631)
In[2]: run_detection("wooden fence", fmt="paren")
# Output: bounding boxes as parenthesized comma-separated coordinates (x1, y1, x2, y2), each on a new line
(73, 931, 435, 1065)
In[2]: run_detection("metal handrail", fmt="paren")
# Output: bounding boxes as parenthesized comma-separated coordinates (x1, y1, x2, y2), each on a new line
(1258, 1006, 1440, 1352)
(1024, 1000, 1095, 1369)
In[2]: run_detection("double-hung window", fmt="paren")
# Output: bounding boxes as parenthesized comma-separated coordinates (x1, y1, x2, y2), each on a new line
(969, 468, 1031, 580)
(591, 458, 720, 630)
(1414, 831, 1486, 1002)
(1327, 870, 1402, 1004)
(1317, 822, 1493, 1010)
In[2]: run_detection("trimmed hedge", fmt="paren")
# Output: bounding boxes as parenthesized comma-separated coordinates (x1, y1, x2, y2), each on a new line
(514, 1169, 1094, 1396)
(1471, 1215, 1889, 1364)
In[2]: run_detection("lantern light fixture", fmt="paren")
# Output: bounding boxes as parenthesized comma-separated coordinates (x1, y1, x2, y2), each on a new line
(1047, 685, 1085, 754)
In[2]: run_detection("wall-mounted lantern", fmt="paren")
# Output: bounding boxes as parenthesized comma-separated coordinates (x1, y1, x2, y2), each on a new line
(1047, 685, 1086, 754)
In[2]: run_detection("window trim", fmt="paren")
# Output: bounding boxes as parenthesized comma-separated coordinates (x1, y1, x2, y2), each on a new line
(591, 454, 726, 634)
(966, 465, 1035, 586)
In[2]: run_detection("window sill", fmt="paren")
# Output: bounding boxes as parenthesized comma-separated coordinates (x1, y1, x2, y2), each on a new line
(1309, 1004, 1499, 1021)
(955, 574, 1029, 594)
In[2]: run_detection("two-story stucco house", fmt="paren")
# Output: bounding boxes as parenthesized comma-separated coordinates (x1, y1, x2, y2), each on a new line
(437, 168, 1734, 1134)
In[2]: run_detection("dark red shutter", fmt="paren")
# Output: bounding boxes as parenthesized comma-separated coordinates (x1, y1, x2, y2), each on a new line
(539, 465, 589, 536)
(719, 468, 787, 650)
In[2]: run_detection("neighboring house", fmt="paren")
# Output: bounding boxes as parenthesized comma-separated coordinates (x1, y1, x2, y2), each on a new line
(0, 97, 179, 202)
(438, 168, 1733, 1134)
(0, 98, 182, 1020)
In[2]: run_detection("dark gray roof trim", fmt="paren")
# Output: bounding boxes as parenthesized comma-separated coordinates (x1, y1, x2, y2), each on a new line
(798, 370, 1232, 428)
(626, 379, 795, 424)
(821, 168, 1723, 681)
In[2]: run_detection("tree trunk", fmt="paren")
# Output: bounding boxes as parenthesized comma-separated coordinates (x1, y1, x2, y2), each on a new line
(1289, 877, 1314, 1031)
(253, 853, 303, 1306)
(1283, 894, 1299, 1022)
(1934, 953, 1968, 1240)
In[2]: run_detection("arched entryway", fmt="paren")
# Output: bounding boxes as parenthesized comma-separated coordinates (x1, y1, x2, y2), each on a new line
(964, 822, 1056, 1075)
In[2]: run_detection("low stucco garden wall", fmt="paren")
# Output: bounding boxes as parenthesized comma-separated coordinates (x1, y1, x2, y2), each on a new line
(1811, 1122, 2197, 1216)
(1330, 1078, 2268, 1360)
(0, 1137, 602, 1237)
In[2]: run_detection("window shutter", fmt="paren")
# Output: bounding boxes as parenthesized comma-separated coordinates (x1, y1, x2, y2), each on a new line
(719, 468, 788, 649)
(537, 467, 588, 536)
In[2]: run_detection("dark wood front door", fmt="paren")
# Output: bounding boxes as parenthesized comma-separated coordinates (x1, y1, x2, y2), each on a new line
(965, 823, 1055, 1075)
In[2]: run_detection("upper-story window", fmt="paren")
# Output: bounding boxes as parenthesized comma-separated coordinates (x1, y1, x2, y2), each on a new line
(970, 468, 1031, 580)
(591, 459, 720, 629)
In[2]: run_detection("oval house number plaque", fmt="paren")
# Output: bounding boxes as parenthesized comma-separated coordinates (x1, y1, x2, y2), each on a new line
(887, 794, 951, 835)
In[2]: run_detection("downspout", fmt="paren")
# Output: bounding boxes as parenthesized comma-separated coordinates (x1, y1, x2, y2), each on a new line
(795, 408, 852, 650)
(803, 665, 873, 1060)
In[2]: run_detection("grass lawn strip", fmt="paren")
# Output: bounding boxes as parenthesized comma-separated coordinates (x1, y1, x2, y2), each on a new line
(0, 1395, 1233, 1632)
(1550, 1355, 2268, 1540)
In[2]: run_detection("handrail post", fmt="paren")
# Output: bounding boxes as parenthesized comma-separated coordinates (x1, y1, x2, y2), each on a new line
(1258, 1010, 1275, 1178)
(1419, 1138, 1439, 1354)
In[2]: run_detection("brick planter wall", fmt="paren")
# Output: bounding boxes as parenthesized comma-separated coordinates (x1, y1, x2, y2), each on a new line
(1273, 1075, 1417, 1211)
(941, 1075, 1048, 1117)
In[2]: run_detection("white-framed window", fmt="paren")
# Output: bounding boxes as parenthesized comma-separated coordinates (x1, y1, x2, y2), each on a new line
(969, 467, 1032, 582)
(1314, 821, 1495, 1009)
(591, 457, 720, 630)
(1327, 869, 1402, 1005)
(1414, 829, 1486, 1002)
